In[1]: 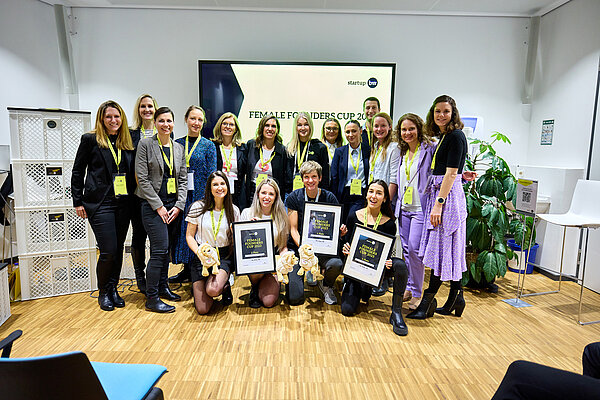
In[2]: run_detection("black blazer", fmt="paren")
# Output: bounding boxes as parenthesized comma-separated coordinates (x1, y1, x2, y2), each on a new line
(290, 139, 330, 190)
(330, 143, 371, 202)
(71, 133, 136, 217)
(245, 139, 292, 205)
(215, 142, 247, 209)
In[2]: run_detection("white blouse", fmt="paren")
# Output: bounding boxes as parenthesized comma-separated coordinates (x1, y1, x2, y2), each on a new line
(186, 201, 240, 247)
(370, 142, 400, 185)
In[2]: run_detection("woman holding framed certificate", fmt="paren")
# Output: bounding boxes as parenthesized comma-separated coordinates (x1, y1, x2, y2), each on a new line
(341, 179, 409, 336)
(72, 101, 136, 311)
(170, 106, 217, 284)
(135, 107, 188, 313)
(240, 178, 289, 308)
(185, 171, 240, 315)
(286, 112, 330, 190)
(406, 95, 468, 320)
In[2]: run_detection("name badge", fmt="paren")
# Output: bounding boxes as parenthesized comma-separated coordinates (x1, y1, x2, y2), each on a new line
(403, 186, 413, 205)
(187, 171, 194, 191)
(256, 173, 268, 186)
(293, 175, 303, 191)
(167, 177, 177, 194)
(113, 173, 127, 196)
(350, 179, 362, 196)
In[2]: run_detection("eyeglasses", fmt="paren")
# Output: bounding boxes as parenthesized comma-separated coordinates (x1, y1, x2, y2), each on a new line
(325, 127, 339, 132)
(222, 122, 235, 128)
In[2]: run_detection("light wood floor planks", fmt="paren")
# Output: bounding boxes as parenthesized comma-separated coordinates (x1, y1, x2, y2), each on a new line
(3, 269, 600, 399)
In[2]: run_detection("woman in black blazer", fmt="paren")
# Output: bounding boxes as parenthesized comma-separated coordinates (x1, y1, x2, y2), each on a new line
(245, 115, 291, 206)
(72, 100, 136, 312)
(330, 119, 371, 222)
(286, 112, 330, 191)
(212, 112, 247, 209)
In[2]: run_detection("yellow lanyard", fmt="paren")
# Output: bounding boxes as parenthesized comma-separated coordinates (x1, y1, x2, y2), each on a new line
(296, 141, 310, 170)
(369, 143, 384, 182)
(222, 145, 235, 172)
(259, 146, 276, 169)
(349, 145, 361, 175)
(185, 135, 202, 168)
(326, 144, 333, 160)
(211, 209, 225, 241)
(405, 143, 420, 181)
(365, 125, 372, 147)
(363, 210, 383, 230)
(106, 135, 121, 173)
(158, 139, 174, 176)
(431, 134, 446, 171)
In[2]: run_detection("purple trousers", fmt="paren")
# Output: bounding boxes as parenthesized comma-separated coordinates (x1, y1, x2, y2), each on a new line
(400, 210, 425, 298)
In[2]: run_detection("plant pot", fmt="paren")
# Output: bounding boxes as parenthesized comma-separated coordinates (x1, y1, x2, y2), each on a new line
(507, 239, 538, 274)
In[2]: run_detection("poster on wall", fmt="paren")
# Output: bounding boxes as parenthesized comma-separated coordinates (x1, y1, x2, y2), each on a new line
(541, 119, 554, 145)
(199, 61, 396, 144)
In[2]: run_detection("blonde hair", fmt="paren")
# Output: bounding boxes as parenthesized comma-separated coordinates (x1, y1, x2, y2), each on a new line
(131, 94, 158, 130)
(248, 178, 289, 250)
(212, 112, 242, 146)
(286, 112, 314, 156)
(370, 112, 397, 162)
(93, 101, 133, 150)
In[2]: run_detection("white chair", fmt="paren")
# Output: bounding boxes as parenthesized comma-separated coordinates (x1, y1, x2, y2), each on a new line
(521, 179, 600, 325)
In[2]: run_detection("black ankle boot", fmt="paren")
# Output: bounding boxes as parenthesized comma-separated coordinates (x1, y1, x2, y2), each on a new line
(131, 248, 147, 293)
(372, 278, 389, 297)
(109, 285, 125, 308)
(145, 297, 175, 313)
(168, 265, 191, 283)
(249, 284, 261, 308)
(159, 285, 181, 301)
(221, 282, 233, 306)
(98, 289, 114, 312)
(436, 289, 465, 317)
(389, 309, 408, 336)
(406, 292, 437, 319)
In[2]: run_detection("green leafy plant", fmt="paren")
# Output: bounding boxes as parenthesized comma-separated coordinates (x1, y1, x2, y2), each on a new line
(463, 132, 518, 284)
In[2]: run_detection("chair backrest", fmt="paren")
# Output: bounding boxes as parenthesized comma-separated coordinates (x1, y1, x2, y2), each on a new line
(569, 179, 600, 219)
(0, 351, 109, 400)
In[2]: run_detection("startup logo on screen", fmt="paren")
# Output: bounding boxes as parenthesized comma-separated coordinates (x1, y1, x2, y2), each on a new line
(368, 77, 378, 88)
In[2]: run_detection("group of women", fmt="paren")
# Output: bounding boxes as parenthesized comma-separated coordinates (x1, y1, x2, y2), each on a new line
(71, 93, 469, 337)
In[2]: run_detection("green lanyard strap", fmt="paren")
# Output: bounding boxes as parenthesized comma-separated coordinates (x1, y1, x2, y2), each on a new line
(259, 146, 276, 169)
(296, 141, 310, 170)
(349, 145, 361, 175)
(222, 145, 235, 172)
(369, 144, 384, 182)
(211, 209, 225, 241)
(431, 134, 446, 171)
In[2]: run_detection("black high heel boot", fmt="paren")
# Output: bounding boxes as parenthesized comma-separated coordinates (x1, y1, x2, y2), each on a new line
(159, 284, 182, 301)
(249, 284, 261, 308)
(436, 288, 465, 317)
(109, 285, 125, 308)
(221, 282, 233, 306)
(131, 247, 146, 294)
(406, 292, 437, 319)
(98, 287, 114, 312)
(390, 291, 408, 336)
(145, 297, 175, 313)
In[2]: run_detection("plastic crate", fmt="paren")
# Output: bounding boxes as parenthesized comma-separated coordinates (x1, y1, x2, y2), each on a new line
(0, 265, 10, 326)
(19, 249, 97, 300)
(12, 160, 74, 208)
(15, 206, 95, 255)
(8, 108, 91, 161)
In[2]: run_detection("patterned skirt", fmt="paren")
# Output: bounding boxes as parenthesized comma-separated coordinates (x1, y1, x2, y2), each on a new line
(418, 175, 467, 281)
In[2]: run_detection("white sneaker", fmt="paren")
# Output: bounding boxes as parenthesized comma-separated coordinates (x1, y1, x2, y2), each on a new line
(318, 281, 338, 305)
(229, 274, 235, 287)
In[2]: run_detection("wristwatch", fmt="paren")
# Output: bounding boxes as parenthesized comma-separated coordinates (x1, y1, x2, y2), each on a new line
(436, 196, 446, 204)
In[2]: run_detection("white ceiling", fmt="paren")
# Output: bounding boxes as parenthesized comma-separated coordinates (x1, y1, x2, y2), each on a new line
(39, 0, 571, 17)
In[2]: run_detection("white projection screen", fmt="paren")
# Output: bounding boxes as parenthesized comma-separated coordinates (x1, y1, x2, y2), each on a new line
(199, 61, 396, 144)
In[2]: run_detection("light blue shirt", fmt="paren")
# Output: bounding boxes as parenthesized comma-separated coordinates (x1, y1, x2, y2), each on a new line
(346, 145, 365, 187)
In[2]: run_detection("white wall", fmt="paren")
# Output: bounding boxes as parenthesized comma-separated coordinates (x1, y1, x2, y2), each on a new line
(0, 0, 65, 147)
(526, 0, 600, 291)
(68, 7, 531, 165)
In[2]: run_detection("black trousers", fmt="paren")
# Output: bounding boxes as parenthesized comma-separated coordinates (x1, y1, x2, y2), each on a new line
(492, 342, 600, 399)
(340, 186, 365, 223)
(341, 257, 408, 316)
(130, 195, 148, 273)
(285, 255, 343, 305)
(141, 199, 181, 298)
(88, 196, 131, 291)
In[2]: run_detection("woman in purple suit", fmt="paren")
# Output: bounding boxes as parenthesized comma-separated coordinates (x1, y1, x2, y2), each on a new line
(394, 113, 435, 311)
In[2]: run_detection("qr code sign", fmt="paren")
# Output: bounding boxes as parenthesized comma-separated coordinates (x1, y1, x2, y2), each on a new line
(522, 192, 531, 203)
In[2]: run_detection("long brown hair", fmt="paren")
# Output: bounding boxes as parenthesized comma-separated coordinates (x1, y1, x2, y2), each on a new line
(425, 95, 464, 138)
(255, 115, 283, 148)
(93, 100, 133, 150)
(196, 171, 236, 249)
(367, 179, 395, 221)
(370, 112, 397, 162)
(320, 118, 343, 147)
(395, 113, 433, 155)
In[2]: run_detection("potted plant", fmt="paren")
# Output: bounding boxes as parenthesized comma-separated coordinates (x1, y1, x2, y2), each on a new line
(462, 132, 518, 287)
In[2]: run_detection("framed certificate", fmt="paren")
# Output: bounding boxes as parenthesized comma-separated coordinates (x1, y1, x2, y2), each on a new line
(342, 225, 395, 288)
(301, 202, 343, 255)
(233, 219, 276, 275)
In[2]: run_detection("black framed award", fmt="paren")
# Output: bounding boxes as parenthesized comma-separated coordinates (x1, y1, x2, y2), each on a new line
(233, 219, 276, 275)
(301, 202, 343, 256)
(342, 225, 395, 288)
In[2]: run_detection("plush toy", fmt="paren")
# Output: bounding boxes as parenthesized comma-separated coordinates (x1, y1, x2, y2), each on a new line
(197, 243, 220, 276)
(298, 243, 323, 280)
(276, 250, 298, 284)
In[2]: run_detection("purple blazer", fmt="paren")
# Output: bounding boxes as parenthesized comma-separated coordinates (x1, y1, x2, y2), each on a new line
(395, 141, 436, 218)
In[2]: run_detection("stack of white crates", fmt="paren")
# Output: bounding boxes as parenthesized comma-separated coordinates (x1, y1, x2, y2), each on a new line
(9, 107, 97, 300)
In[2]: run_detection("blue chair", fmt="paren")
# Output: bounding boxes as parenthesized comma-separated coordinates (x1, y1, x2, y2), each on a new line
(0, 329, 167, 400)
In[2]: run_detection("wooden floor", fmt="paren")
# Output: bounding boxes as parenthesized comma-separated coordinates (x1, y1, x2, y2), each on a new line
(3, 269, 600, 400)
